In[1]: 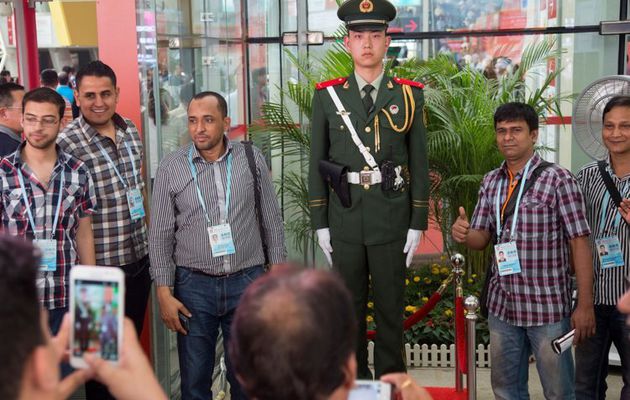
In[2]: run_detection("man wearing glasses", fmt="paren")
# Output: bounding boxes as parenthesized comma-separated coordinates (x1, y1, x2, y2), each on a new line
(0, 87, 96, 334)
(0, 82, 25, 156)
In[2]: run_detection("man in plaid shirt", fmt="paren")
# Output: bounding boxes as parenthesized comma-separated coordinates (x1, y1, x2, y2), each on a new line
(452, 103, 595, 399)
(58, 61, 150, 400)
(0, 87, 96, 334)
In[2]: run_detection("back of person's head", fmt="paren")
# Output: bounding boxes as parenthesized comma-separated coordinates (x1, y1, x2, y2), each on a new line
(493, 102, 539, 131)
(40, 69, 59, 88)
(603, 96, 630, 121)
(0, 82, 25, 107)
(58, 71, 70, 86)
(76, 60, 117, 89)
(179, 82, 194, 107)
(230, 266, 357, 400)
(23, 87, 66, 121)
(0, 236, 44, 400)
(62, 65, 74, 75)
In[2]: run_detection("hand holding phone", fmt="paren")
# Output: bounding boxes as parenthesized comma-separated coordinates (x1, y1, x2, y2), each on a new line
(84, 318, 168, 400)
(156, 286, 191, 335)
(69, 266, 125, 369)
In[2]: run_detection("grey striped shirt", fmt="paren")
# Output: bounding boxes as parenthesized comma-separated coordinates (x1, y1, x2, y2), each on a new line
(149, 139, 286, 286)
(577, 157, 630, 305)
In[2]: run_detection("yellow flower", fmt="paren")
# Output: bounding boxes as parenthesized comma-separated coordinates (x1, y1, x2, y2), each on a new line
(472, 274, 478, 279)
(421, 296, 429, 303)
(366, 315, 374, 322)
(431, 267, 440, 275)
(405, 305, 417, 313)
(424, 277, 432, 284)
(468, 279, 474, 284)
(413, 276, 421, 283)
(367, 301, 374, 309)
(405, 279, 410, 286)
(444, 309, 453, 317)
(441, 254, 447, 261)
(440, 267, 449, 275)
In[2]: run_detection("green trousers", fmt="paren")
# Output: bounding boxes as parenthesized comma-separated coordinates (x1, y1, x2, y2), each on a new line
(332, 237, 407, 379)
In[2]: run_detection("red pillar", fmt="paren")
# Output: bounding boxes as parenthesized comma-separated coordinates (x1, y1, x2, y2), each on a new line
(96, 0, 151, 356)
(14, 0, 39, 89)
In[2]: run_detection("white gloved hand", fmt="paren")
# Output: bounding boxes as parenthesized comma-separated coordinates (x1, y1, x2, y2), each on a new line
(316, 228, 333, 267)
(403, 229, 422, 268)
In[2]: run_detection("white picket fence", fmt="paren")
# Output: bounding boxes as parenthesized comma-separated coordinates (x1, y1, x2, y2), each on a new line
(367, 342, 492, 368)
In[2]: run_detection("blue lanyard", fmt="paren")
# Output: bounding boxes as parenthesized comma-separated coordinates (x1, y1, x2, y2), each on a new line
(495, 158, 533, 241)
(187, 146, 233, 225)
(95, 140, 139, 189)
(16, 167, 64, 240)
(598, 191, 623, 235)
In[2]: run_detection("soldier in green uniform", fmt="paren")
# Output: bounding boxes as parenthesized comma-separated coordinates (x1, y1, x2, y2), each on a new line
(308, 0, 429, 379)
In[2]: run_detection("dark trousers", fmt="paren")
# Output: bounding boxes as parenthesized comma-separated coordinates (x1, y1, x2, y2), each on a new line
(575, 304, 630, 400)
(332, 238, 407, 379)
(176, 265, 264, 400)
(85, 255, 152, 400)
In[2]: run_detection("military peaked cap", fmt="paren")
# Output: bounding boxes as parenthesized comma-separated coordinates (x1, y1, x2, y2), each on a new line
(337, 0, 397, 31)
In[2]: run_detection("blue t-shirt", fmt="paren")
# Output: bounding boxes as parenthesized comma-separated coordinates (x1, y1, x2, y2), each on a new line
(56, 85, 74, 105)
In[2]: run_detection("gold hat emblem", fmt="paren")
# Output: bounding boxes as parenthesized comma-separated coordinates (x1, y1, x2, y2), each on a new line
(360, 0, 374, 13)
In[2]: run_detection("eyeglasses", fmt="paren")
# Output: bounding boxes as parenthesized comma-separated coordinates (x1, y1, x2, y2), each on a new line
(23, 115, 59, 127)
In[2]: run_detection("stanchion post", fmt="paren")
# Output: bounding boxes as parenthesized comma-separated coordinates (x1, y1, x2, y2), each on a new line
(451, 253, 465, 393)
(465, 295, 479, 400)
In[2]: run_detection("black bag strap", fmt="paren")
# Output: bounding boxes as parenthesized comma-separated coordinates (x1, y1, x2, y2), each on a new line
(597, 160, 623, 208)
(242, 141, 269, 264)
(502, 161, 552, 220)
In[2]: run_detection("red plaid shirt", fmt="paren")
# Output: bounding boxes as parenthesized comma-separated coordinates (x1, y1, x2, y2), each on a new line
(0, 143, 97, 310)
(470, 154, 590, 326)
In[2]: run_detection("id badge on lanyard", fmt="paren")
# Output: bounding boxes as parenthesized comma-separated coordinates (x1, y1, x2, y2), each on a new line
(596, 191, 625, 269)
(17, 168, 64, 272)
(127, 188, 145, 221)
(494, 159, 532, 277)
(188, 146, 235, 258)
(97, 140, 145, 221)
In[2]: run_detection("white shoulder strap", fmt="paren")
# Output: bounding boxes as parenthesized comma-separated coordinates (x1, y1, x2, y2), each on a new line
(326, 86, 380, 172)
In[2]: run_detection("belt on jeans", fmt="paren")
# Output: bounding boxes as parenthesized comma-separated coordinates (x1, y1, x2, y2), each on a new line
(179, 265, 263, 278)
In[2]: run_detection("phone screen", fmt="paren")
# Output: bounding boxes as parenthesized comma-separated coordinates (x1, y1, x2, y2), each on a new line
(72, 279, 121, 361)
(348, 382, 390, 400)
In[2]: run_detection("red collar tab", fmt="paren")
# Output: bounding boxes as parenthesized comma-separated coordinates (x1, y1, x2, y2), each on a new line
(392, 77, 424, 89)
(315, 77, 347, 90)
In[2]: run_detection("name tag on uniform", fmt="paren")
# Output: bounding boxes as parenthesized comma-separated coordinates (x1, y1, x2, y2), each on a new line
(494, 241, 521, 276)
(596, 236, 625, 269)
(34, 239, 57, 272)
(127, 188, 145, 221)
(208, 224, 236, 257)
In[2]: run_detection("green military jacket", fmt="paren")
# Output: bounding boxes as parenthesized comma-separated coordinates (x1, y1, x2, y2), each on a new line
(308, 73, 429, 245)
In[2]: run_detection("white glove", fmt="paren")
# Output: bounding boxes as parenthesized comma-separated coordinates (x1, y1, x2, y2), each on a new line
(316, 228, 333, 267)
(403, 229, 422, 268)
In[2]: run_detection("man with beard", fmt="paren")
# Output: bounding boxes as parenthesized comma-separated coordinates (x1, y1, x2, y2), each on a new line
(0, 87, 96, 334)
(150, 91, 286, 399)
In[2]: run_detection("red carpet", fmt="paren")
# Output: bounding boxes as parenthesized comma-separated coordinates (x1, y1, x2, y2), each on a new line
(425, 387, 468, 400)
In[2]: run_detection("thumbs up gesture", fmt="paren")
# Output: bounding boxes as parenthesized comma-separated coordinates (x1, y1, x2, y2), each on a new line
(451, 206, 470, 244)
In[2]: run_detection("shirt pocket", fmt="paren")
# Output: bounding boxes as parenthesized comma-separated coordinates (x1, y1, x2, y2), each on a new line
(62, 184, 82, 214)
(2, 188, 28, 234)
(378, 106, 409, 134)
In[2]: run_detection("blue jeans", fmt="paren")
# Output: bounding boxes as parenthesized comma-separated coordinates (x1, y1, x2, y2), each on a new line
(175, 265, 265, 400)
(575, 305, 630, 400)
(489, 313, 575, 400)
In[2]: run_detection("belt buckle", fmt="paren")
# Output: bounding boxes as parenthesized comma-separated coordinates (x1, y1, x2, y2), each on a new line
(360, 171, 372, 185)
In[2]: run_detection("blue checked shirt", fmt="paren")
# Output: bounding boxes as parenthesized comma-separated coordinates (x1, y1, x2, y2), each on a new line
(0, 143, 97, 309)
(58, 114, 148, 266)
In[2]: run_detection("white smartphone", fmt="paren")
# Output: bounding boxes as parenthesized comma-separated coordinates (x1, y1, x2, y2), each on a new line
(69, 265, 125, 369)
(348, 380, 392, 400)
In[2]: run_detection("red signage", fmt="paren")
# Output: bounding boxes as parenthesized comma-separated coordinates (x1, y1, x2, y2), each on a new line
(548, 0, 557, 19)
